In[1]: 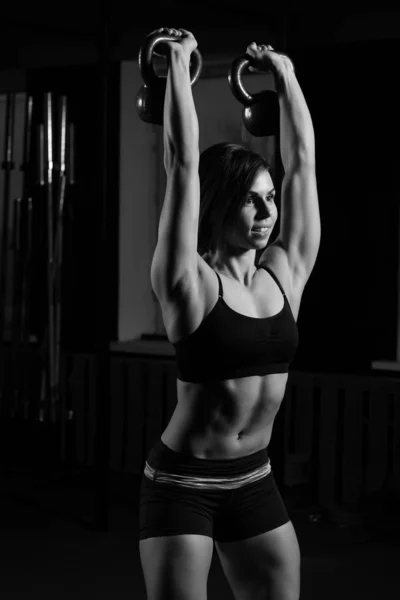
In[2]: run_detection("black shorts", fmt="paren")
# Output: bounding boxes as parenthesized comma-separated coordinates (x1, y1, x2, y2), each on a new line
(139, 439, 290, 542)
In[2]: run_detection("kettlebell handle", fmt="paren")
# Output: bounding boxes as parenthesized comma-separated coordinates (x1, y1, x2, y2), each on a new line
(228, 56, 254, 106)
(138, 32, 203, 89)
(228, 53, 295, 106)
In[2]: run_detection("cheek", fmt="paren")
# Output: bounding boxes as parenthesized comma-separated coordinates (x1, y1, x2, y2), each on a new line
(229, 215, 244, 233)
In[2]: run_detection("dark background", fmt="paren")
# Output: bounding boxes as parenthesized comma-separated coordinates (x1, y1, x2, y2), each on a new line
(0, 2, 398, 372)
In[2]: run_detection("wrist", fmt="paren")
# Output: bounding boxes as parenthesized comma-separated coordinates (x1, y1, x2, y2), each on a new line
(167, 47, 191, 76)
(272, 60, 296, 92)
(169, 45, 191, 65)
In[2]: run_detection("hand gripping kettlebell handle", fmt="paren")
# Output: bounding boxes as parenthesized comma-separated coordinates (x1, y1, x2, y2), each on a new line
(138, 32, 203, 89)
(228, 53, 295, 103)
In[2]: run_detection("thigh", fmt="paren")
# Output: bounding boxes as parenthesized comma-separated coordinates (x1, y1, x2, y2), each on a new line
(215, 521, 300, 600)
(215, 471, 290, 543)
(139, 475, 219, 540)
(140, 534, 214, 600)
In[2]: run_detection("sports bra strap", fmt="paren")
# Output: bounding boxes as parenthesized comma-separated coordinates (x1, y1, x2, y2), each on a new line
(258, 265, 286, 297)
(215, 271, 224, 298)
(216, 267, 285, 299)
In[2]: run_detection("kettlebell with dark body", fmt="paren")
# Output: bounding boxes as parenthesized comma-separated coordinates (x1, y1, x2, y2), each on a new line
(228, 54, 295, 137)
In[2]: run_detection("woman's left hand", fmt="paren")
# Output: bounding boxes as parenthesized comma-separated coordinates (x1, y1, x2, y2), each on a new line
(245, 42, 294, 74)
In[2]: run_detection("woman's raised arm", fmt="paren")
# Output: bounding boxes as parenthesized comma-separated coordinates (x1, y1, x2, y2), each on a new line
(247, 43, 321, 289)
(151, 28, 202, 303)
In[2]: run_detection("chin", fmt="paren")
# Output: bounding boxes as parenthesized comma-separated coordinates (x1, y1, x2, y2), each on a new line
(252, 235, 270, 245)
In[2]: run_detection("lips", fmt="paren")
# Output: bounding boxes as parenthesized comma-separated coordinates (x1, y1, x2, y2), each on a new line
(252, 223, 272, 230)
(251, 227, 270, 238)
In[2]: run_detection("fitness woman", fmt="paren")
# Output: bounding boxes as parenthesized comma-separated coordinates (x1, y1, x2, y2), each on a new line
(139, 27, 320, 600)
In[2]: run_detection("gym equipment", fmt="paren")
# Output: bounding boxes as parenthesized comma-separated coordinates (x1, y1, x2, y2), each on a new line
(228, 53, 294, 137)
(0, 93, 16, 414)
(53, 95, 68, 413)
(44, 92, 57, 422)
(9, 95, 34, 418)
(9, 197, 23, 417)
(19, 96, 34, 419)
(37, 92, 74, 423)
(136, 31, 202, 125)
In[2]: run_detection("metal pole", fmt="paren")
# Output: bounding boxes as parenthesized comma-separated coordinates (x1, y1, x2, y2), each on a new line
(0, 93, 16, 413)
(53, 95, 68, 408)
(9, 196, 23, 417)
(10, 95, 34, 418)
(21, 197, 33, 420)
(44, 92, 56, 423)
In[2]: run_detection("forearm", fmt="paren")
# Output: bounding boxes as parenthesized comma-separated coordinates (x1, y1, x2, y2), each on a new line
(274, 64, 315, 171)
(163, 47, 199, 168)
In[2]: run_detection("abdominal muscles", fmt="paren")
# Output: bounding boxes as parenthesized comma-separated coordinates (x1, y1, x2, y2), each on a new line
(161, 372, 289, 459)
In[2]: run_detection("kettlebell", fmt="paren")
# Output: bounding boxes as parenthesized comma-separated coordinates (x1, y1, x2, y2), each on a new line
(136, 31, 203, 126)
(228, 54, 294, 137)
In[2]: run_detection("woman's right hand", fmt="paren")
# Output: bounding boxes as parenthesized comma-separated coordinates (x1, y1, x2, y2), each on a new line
(150, 27, 198, 60)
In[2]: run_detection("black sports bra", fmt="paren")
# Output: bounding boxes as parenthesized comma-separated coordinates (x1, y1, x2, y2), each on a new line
(172, 265, 299, 382)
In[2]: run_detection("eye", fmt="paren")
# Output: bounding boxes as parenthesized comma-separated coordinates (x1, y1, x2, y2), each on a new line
(244, 193, 275, 206)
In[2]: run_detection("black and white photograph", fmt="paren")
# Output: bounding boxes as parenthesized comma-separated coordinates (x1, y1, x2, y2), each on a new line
(0, 2, 399, 599)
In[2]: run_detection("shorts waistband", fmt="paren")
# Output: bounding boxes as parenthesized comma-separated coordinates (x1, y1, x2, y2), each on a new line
(144, 439, 271, 490)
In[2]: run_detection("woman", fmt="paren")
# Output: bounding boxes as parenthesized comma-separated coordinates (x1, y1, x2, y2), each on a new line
(139, 27, 320, 600)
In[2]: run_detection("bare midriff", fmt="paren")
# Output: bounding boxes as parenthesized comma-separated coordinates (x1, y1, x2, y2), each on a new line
(160, 372, 289, 459)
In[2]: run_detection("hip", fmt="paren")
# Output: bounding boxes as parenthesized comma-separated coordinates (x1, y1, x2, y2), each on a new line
(144, 438, 271, 491)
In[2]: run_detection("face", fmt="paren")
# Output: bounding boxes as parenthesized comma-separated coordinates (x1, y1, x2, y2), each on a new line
(224, 169, 277, 251)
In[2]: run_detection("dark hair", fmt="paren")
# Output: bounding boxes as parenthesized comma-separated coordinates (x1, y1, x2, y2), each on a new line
(198, 142, 271, 255)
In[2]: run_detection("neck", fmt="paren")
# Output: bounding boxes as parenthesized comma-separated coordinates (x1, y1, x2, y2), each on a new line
(205, 248, 257, 287)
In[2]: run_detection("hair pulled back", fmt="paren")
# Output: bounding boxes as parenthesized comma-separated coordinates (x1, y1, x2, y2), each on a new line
(198, 143, 270, 255)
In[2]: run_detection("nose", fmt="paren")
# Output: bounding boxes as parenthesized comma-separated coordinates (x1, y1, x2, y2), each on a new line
(257, 199, 273, 219)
